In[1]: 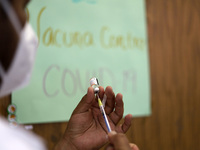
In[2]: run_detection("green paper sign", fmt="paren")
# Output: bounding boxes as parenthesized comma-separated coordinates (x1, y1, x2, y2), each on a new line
(12, 0, 151, 124)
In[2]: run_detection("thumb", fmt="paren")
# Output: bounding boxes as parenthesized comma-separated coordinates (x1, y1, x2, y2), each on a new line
(72, 87, 95, 114)
(107, 131, 132, 150)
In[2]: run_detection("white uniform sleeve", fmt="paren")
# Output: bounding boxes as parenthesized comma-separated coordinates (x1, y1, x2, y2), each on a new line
(0, 117, 46, 150)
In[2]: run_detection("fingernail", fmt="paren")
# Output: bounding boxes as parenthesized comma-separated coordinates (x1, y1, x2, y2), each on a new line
(109, 131, 117, 135)
(130, 143, 140, 150)
(128, 114, 133, 118)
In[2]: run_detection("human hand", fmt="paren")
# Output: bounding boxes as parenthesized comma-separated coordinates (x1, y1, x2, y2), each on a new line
(55, 86, 132, 150)
(105, 131, 139, 150)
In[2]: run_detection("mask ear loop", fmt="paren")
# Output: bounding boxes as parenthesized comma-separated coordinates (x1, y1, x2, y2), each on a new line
(0, 0, 22, 35)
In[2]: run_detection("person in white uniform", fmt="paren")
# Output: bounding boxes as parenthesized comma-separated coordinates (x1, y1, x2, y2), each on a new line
(0, 0, 139, 150)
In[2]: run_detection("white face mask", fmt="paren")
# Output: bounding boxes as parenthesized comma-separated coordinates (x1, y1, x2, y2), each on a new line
(0, 0, 38, 97)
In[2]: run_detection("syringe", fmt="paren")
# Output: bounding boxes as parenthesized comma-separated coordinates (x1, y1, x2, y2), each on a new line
(90, 77, 112, 133)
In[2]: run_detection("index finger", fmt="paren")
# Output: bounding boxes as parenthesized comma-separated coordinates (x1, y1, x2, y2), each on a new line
(72, 87, 94, 115)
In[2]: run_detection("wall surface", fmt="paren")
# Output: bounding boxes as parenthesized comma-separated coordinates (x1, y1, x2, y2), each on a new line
(0, 0, 200, 150)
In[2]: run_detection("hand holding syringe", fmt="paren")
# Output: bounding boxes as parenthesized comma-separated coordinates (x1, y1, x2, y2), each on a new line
(55, 77, 132, 149)
(90, 77, 112, 133)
